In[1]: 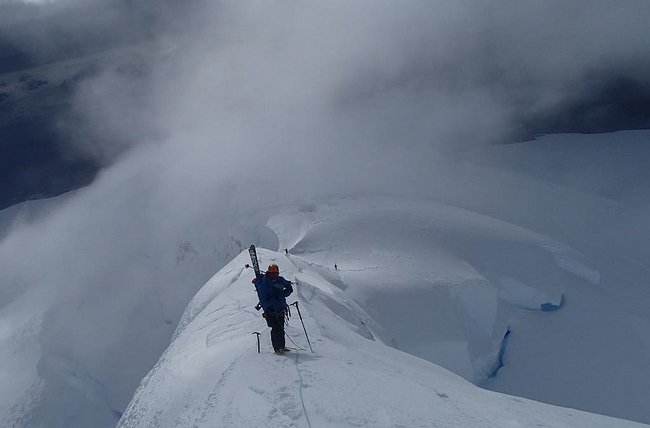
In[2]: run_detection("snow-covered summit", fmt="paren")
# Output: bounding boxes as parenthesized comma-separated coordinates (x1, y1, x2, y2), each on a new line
(119, 247, 644, 427)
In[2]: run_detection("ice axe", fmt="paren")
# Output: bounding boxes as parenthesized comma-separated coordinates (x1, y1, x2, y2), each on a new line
(251, 331, 260, 354)
(252, 331, 261, 353)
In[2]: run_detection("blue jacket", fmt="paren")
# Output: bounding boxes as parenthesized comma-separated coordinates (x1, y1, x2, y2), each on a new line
(255, 274, 293, 312)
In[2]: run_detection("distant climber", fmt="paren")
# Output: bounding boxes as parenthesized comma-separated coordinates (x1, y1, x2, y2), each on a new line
(334, 264, 338, 270)
(284, 248, 288, 254)
(253, 264, 293, 354)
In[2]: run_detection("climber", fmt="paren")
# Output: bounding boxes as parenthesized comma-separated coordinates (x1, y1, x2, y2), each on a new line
(253, 263, 293, 354)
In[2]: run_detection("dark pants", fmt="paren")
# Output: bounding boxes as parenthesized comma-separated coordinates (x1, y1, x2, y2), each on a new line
(264, 310, 286, 351)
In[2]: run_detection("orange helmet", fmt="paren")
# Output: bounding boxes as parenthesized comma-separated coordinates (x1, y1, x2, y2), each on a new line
(267, 264, 279, 273)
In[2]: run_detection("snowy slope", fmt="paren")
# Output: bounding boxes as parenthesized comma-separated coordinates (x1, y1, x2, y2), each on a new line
(271, 196, 650, 423)
(465, 131, 650, 205)
(118, 248, 645, 427)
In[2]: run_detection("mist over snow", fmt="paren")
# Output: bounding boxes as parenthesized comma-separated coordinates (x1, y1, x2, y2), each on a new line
(0, 1, 650, 426)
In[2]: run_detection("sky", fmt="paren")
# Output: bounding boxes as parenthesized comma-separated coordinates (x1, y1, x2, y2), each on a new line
(1, 1, 650, 426)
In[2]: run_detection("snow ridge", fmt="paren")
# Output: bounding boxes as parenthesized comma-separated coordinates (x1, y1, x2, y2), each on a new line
(118, 247, 644, 427)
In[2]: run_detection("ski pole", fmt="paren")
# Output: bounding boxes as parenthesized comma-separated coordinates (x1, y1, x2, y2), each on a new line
(290, 301, 313, 353)
(252, 332, 261, 353)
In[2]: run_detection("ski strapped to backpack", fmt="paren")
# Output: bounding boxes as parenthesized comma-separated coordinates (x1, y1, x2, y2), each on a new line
(248, 245, 263, 311)
(248, 245, 262, 279)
